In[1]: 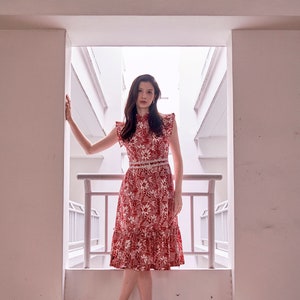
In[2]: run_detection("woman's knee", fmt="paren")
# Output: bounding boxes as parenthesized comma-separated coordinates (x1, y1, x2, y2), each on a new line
(138, 270, 151, 280)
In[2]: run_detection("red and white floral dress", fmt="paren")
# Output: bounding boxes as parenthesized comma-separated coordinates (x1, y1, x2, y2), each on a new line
(110, 113, 184, 271)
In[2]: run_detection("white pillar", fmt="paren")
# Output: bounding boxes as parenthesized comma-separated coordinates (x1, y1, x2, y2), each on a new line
(228, 30, 300, 300)
(0, 30, 69, 299)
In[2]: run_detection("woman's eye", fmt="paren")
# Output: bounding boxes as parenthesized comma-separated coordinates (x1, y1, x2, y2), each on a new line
(138, 89, 153, 94)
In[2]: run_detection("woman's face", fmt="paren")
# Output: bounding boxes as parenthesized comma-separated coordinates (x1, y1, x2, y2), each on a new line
(136, 81, 155, 115)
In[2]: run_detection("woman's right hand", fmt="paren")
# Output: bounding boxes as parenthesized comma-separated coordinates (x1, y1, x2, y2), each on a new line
(65, 94, 72, 122)
(64, 94, 118, 154)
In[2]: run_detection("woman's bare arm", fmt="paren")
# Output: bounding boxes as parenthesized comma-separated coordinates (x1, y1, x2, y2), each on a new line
(168, 118, 183, 215)
(65, 95, 118, 154)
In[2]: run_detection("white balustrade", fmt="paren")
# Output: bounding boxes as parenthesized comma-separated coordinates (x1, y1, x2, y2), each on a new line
(76, 173, 222, 269)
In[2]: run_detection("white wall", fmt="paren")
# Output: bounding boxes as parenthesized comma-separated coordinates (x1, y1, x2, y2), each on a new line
(0, 30, 67, 299)
(69, 47, 123, 205)
(178, 47, 208, 173)
(91, 47, 123, 172)
(229, 30, 300, 300)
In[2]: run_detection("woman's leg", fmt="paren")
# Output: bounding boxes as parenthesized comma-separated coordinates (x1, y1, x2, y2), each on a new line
(118, 269, 139, 300)
(137, 271, 152, 300)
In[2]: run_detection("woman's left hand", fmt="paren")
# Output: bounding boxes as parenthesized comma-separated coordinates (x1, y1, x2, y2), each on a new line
(174, 193, 183, 216)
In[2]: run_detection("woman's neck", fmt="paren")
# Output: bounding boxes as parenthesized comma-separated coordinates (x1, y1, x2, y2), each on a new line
(136, 108, 149, 116)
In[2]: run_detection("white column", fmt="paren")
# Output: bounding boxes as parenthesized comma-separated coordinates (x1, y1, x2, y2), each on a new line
(0, 30, 68, 299)
(228, 30, 300, 300)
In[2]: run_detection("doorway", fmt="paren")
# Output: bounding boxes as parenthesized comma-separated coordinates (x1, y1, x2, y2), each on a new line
(66, 46, 229, 269)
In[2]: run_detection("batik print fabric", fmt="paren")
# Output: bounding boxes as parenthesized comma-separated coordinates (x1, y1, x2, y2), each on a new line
(110, 113, 184, 271)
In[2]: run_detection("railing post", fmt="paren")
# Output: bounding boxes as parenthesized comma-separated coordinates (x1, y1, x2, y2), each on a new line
(208, 179, 215, 269)
(105, 195, 109, 253)
(190, 195, 195, 253)
(84, 179, 91, 269)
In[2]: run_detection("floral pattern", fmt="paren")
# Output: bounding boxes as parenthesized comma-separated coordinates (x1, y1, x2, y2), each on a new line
(110, 113, 185, 271)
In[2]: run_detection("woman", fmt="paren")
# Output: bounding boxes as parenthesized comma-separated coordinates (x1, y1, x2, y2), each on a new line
(66, 74, 184, 300)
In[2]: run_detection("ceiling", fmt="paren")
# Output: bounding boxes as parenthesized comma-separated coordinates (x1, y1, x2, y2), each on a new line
(0, 15, 299, 46)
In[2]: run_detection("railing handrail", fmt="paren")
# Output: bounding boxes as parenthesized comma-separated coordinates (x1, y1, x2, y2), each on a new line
(77, 173, 222, 181)
(77, 173, 222, 269)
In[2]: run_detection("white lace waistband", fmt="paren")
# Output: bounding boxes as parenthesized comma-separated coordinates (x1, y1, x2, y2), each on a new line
(129, 158, 169, 169)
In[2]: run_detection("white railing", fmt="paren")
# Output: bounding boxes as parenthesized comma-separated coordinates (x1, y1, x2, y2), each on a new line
(77, 173, 222, 269)
(200, 200, 228, 252)
(69, 200, 100, 249)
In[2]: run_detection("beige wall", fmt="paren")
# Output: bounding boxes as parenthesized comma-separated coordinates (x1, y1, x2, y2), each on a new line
(228, 30, 300, 299)
(0, 30, 67, 300)
(65, 269, 232, 300)
(1, 0, 299, 15)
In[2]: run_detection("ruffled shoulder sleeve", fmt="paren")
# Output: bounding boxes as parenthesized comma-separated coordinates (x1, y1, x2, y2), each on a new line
(162, 113, 175, 137)
(115, 121, 125, 147)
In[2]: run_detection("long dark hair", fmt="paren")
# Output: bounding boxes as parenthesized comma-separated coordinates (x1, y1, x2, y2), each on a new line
(121, 74, 163, 141)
